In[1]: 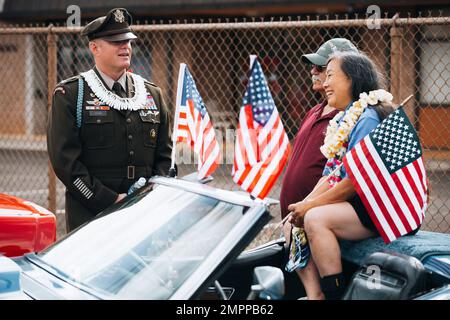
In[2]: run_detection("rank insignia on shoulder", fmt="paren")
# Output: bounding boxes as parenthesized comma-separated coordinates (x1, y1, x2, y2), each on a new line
(145, 95, 157, 110)
(54, 87, 65, 95)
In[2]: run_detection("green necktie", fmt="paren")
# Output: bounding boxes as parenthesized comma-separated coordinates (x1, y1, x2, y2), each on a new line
(112, 82, 126, 98)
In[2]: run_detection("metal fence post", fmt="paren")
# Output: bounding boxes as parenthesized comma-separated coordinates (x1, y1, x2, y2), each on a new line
(390, 20, 403, 105)
(47, 28, 57, 213)
(389, 17, 416, 126)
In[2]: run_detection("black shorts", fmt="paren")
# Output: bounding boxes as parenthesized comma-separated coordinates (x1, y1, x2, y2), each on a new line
(348, 195, 379, 235)
(347, 195, 420, 237)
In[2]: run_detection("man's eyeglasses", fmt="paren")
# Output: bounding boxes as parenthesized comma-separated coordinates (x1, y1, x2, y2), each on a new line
(312, 64, 325, 72)
(312, 65, 325, 72)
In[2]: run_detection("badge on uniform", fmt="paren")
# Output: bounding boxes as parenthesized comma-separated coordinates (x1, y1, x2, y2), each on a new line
(145, 95, 157, 110)
(139, 109, 151, 117)
(113, 9, 125, 23)
(87, 97, 101, 106)
(139, 109, 160, 121)
(85, 97, 111, 111)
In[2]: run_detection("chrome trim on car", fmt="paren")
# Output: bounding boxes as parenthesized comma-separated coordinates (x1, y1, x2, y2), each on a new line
(415, 284, 450, 300)
(150, 176, 261, 208)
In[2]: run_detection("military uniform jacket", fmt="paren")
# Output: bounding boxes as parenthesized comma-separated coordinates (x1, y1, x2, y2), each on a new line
(47, 68, 172, 215)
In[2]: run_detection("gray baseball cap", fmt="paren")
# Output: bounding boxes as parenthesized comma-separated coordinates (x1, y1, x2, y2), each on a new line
(302, 38, 358, 66)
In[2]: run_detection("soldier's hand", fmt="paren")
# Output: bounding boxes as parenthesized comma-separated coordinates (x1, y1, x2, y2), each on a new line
(115, 193, 127, 203)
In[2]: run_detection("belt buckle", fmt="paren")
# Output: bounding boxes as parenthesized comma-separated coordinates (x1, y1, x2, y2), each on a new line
(127, 166, 135, 179)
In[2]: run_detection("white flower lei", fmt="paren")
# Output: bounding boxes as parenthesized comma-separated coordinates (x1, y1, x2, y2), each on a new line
(80, 70, 148, 111)
(320, 89, 393, 160)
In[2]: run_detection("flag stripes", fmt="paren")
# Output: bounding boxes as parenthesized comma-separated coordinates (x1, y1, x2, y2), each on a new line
(232, 57, 290, 199)
(344, 133, 427, 243)
(172, 63, 220, 179)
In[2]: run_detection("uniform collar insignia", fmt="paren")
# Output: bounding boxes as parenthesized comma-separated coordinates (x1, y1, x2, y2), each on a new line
(81, 70, 148, 111)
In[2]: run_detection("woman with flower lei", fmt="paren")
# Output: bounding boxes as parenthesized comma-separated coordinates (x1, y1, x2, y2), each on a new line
(320, 88, 394, 187)
(286, 52, 401, 300)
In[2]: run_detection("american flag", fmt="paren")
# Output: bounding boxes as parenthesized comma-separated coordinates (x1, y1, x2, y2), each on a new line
(173, 64, 220, 179)
(343, 106, 428, 243)
(232, 57, 291, 199)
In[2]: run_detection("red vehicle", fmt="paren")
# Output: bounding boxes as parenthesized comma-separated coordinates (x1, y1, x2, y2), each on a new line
(0, 194, 56, 257)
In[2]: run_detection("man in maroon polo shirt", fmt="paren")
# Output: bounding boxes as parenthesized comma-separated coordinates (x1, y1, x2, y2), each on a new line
(279, 38, 358, 299)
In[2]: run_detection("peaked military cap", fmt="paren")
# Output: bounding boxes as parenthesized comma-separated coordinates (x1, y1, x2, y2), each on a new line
(81, 8, 138, 41)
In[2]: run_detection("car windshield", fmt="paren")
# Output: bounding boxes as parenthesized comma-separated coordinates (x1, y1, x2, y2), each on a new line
(37, 183, 248, 299)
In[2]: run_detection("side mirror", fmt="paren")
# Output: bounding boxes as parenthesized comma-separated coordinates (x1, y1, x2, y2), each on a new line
(247, 266, 285, 300)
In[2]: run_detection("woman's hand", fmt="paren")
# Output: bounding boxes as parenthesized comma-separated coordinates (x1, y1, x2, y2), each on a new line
(287, 200, 313, 227)
(115, 193, 127, 203)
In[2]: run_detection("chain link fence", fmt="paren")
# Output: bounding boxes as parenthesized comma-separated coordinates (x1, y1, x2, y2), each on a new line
(0, 14, 449, 239)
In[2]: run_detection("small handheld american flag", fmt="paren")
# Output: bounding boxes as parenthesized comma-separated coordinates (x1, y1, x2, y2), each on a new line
(343, 105, 428, 243)
(172, 64, 221, 180)
(232, 56, 291, 199)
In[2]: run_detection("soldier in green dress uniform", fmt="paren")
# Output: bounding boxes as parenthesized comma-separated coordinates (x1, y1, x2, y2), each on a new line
(47, 8, 172, 232)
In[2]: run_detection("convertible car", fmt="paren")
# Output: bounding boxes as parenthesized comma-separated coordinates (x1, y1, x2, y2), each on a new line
(0, 176, 449, 300)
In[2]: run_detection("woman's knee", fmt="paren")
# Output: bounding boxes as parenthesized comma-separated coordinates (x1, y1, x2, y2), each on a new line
(304, 207, 327, 235)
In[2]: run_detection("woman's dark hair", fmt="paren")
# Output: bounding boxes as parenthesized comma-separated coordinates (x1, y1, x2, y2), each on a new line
(328, 51, 393, 120)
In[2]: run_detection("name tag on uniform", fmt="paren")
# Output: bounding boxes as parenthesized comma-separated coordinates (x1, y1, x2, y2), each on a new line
(88, 110, 108, 116)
